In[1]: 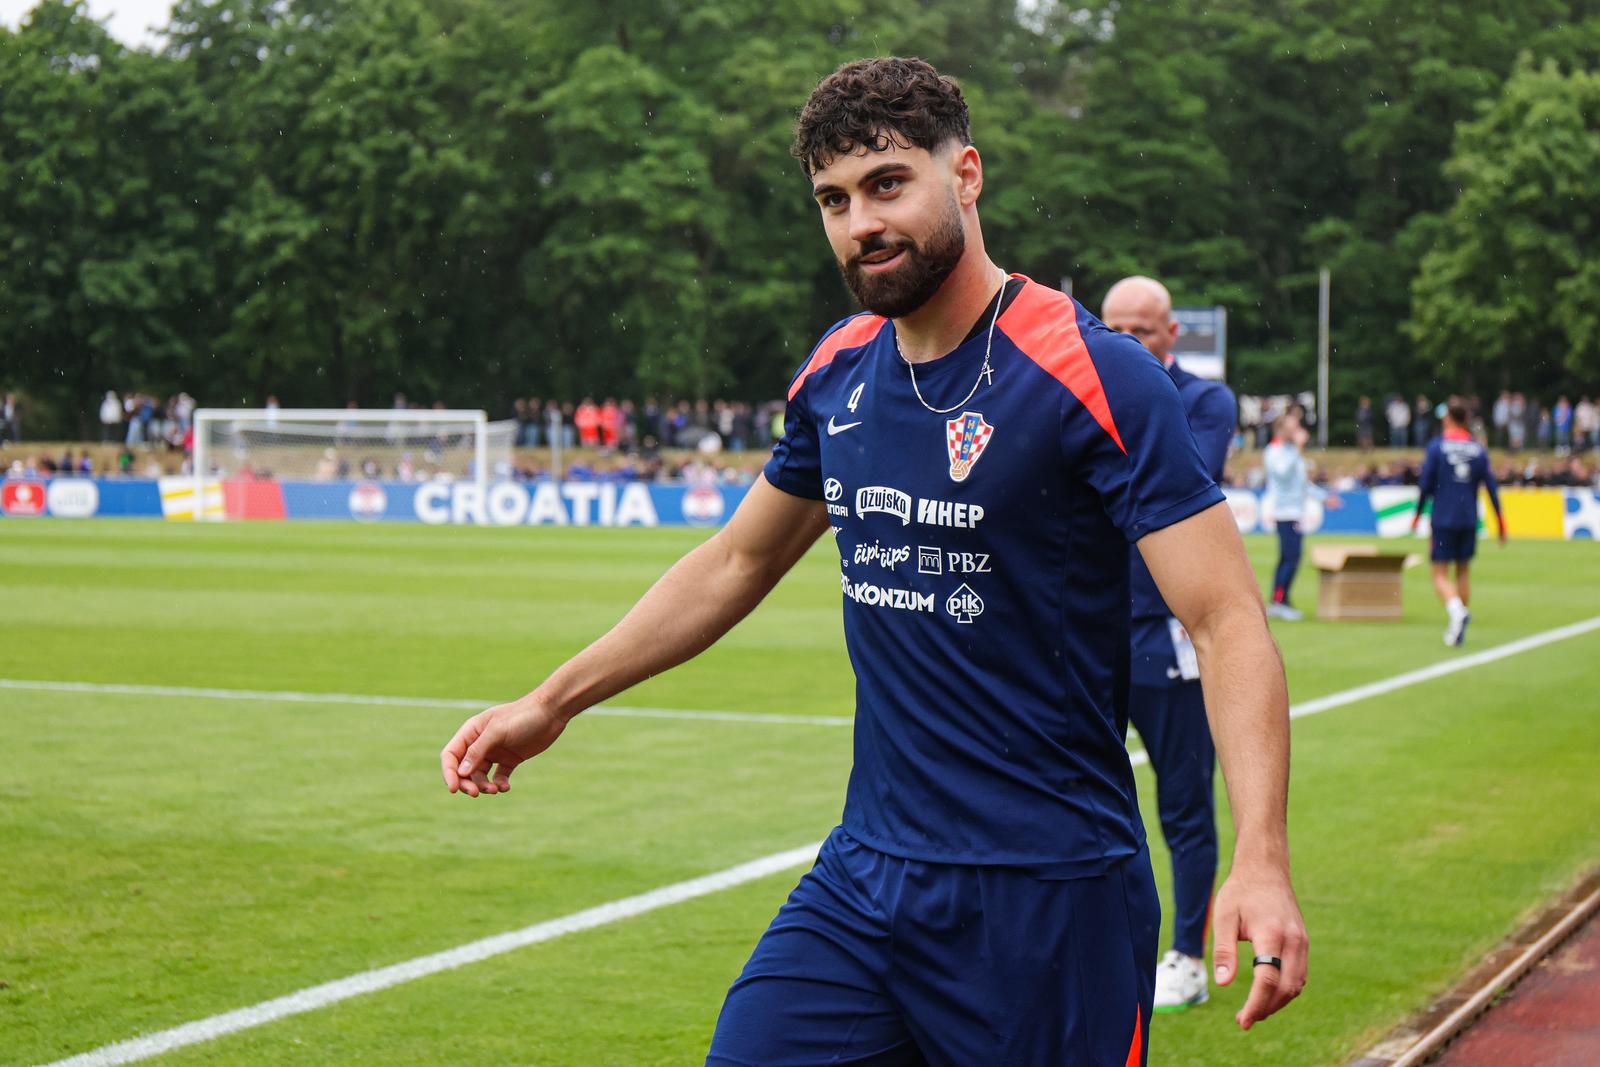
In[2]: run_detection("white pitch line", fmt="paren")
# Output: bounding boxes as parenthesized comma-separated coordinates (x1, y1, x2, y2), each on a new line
(38, 842, 825, 1067)
(0, 678, 853, 727)
(10, 614, 1597, 734)
(1125, 615, 1600, 767)
(1285, 614, 1600, 720)
(27, 614, 1600, 1066)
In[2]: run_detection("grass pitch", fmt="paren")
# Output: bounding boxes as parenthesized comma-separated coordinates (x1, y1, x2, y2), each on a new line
(2, 519, 1598, 1066)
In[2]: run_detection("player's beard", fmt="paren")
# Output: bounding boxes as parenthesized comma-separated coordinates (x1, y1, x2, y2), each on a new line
(839, 194, 966, 319)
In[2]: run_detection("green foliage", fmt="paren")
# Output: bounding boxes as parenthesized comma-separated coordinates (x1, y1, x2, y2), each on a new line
(1411, 58, 1600, 392)
(1, 0, 1598, 436)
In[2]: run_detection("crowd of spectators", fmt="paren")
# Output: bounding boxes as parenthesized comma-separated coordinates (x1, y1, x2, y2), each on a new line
(5, 385, 1597, 489)
(1228, 453, 1597, 492)
(1232, 391, 1599, 459)
(1235, 393, 1318, 450)
(1349, 391, 1599, 455)
(99, 389, 198, 450)
(509, 396, 784, 455)
(1226, 390, 1599, 491)
(7, 448, 164, 480)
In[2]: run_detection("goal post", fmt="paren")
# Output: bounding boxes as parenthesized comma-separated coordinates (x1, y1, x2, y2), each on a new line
(192, 408, 507, 519)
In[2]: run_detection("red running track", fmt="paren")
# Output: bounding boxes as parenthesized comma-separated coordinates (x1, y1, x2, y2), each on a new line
(1431, 912, 1600, 1066)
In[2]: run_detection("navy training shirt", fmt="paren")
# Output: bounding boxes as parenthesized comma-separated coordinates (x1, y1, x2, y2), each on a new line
(1417, 428, 1502, 531)
(1128, 360, 1236, 687)
(763, 275, 1224, 872)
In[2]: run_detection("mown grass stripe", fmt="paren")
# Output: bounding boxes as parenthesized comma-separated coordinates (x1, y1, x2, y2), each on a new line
(33, 615, 1599, 1067)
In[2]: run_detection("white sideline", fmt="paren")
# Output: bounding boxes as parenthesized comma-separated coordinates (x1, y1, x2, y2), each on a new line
(0, 678, 853, 727)
(28, 614, 1600, 1066)
(37, 844, 825, 1067)
(1285, 614, 1600, 719)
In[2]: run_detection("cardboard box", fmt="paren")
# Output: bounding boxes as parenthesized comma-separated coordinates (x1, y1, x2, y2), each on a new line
(1310, 544, 1420, 621)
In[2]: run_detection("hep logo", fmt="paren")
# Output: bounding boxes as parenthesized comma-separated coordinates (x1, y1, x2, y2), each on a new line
(945, 583, 985, 624)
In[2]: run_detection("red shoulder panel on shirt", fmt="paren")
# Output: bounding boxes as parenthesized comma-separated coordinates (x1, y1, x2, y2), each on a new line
(997, 278, 1127, 454)
(788, 314, 887, 400)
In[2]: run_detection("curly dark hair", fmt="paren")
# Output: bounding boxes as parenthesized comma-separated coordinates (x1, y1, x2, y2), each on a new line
(792, 57, 971, 176)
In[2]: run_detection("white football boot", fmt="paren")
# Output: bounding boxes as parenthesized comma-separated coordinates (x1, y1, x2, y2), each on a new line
(1444, 604, 1471, 646)
(1152, 949, 1209, 1012)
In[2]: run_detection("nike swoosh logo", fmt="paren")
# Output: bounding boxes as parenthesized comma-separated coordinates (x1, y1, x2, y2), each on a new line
(827, 417, 863, 436)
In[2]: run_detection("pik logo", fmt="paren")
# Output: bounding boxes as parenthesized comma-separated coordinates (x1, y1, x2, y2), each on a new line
(946, 411, 995, 482)
(945, 583, 985, 624)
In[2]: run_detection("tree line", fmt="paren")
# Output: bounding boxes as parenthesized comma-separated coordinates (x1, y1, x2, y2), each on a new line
(2, 0, 1597, 440)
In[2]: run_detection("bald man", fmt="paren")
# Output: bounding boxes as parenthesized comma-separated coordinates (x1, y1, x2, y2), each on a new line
(1103, 277, 1238, 1012)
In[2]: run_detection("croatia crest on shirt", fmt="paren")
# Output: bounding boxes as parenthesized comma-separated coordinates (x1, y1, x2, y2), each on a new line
(946, 411, 994, 482)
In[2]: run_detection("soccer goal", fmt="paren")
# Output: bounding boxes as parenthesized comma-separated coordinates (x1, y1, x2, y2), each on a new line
(192, 408, 512, 519)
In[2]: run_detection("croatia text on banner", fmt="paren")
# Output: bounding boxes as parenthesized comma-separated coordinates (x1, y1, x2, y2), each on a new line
(277, 479, 745, 527)
(1, 478, 746, 525)
(5, 479, 1596, 537)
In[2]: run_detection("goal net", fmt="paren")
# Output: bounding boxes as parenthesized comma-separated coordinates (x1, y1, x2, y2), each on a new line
(192, 408, 513, 518)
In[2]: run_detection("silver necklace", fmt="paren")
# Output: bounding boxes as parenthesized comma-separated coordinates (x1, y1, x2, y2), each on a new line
(896, 276, 1007, 415)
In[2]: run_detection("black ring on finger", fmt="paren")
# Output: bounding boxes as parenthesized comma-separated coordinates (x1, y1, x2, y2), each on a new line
(1252, 955, 1283, 969)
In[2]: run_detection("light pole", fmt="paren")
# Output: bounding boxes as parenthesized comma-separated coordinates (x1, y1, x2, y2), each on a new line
(1317, 267, 1331, 449)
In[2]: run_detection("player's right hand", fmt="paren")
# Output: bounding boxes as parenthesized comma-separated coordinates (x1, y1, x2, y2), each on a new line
(1211, 860, 1309, 1030)
(440, 695, 568, 797)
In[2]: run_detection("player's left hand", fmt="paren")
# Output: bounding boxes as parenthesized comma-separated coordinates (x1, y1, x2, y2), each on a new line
(1211, 860, 1308, 1030)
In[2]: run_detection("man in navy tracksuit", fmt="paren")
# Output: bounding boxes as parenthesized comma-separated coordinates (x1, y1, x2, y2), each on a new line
(1103, 277, 1237, 1012)
(1413, 400, 1506, 646)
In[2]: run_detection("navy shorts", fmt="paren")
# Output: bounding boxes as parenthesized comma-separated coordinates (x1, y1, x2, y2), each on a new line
(1431, 526, 1477, 563)
(706, 827, 1158, 1066)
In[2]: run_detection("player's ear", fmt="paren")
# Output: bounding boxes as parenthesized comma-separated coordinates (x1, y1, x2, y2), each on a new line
(952, 143, 983, 207)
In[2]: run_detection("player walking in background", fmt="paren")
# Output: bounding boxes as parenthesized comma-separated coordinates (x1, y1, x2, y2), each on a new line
(1413, 400, 1506, 646)
(1263, 411, 1338, 620)
(1102, 276, 1236, 1013)
(441, 57, 1307, 1063)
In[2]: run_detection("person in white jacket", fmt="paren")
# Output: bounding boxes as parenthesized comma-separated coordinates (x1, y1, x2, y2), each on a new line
(99, 391, 123, 444)
(1263, 412, 1338, 620)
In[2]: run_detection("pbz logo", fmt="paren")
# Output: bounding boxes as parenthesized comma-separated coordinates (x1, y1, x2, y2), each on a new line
(945, 583, 984, 624)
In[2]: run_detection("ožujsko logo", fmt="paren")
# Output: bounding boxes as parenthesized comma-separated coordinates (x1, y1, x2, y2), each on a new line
(855, 485, 911, 525)
(946, 411, 994, 482)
